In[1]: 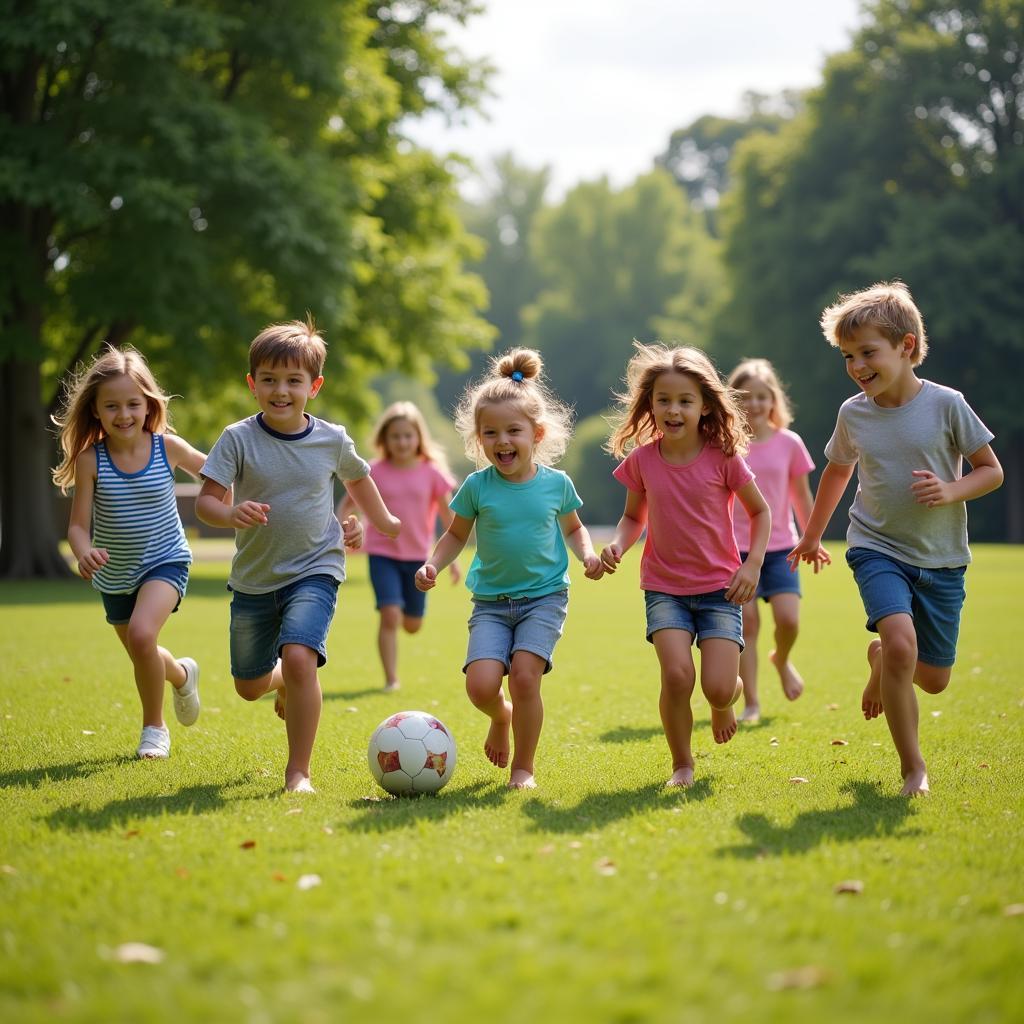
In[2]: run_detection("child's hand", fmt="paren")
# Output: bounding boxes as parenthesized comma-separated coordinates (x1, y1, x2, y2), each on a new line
(725, 562, 759, 604)
(415, 563, 437, 592)
(600, 543, 623, 574)
(583, 553, 605, 580)
(911, 470, 954, 508)
(787, 535, 831, 573)
(77, 547, 109, 580)
(231, 501, 271, 529)
(341, 515, 363, 550)
(448, 561, 462, 585)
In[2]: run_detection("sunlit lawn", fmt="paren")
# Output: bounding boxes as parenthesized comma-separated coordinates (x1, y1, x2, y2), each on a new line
(1, 542, 1022, 1023)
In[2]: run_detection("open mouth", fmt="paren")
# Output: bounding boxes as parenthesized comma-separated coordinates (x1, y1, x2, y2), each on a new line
(496, 450, 516, 465)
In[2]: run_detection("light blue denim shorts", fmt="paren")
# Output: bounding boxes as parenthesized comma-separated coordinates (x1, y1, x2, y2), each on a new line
(101, 562, 190, 625)
(464, 589, 569, 675)
(644, 589, 744, 649)
(229, 574, 339, 679)
(740, 548, 802, 601)
(846, 546, 966, 668)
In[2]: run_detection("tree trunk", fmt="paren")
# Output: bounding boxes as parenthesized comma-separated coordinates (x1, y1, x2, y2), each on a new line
(0, 353, 72, 578)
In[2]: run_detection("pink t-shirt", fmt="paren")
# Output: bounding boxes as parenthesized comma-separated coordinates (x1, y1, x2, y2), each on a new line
(733, 429, 814, 553)
(362, 459, 456, 561)
(613, 442, 754, 596)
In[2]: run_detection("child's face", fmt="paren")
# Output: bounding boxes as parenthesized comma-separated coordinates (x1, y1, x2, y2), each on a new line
(651, 371, 708, 445)
(247, 361, 323, 433)
(477, 401, 540, 482)
(383, 418, 420, 464)
(839, 326, 915, 402)
(94, 374, 149, 444)
(740, 377, 774, 428)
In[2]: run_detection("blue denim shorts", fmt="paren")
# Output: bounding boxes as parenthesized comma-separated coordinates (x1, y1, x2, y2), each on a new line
(229, 574, 339, 678)
(846, 546, 966, 668)
(101, 562, 190, 625)
(368, 554, 426, 618)
(465, 589, 569, 675)
(644, 589, 744, 649)
(741, 548, 802, 601)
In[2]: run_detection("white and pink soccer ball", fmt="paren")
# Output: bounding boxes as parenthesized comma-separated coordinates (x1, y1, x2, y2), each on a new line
(367, 711, 457, 795)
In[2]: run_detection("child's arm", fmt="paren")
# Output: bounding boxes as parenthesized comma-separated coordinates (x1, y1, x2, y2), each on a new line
(790, 474, 814, 533)
(439, 493, 462, 584)
(559, 511, 604, 580)
(165, 435, 234, 504)
(67, 450, 107, 580)
(787, 460, 856, 571)
(334, 492, 363, 550)
(345, 475, 400, 538)
(599, 490, 647, 574)
(910, 443, 1003, 507)
(196, 478, 270, 529)
(416, 514, 473, 591)
(726, 480, 770, 604)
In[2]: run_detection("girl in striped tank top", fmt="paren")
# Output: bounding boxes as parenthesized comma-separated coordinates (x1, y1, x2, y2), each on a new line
(53, 346, 214, 760)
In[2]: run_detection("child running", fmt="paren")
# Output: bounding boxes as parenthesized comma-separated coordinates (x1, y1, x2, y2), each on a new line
(727, 358, 815, 722)
(53, 345, 210, 759)
(415, 349, 603, 790)
(789, 281, 1002, 796)
(337, 401, 460, 692)
(197, 319, 399, 793)
(601, 343, 770, 788)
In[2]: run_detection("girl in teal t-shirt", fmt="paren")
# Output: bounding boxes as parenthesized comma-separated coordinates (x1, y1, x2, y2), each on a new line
(416, 348, 603, 790)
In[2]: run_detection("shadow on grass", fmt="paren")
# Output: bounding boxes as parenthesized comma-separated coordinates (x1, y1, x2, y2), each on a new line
(324, 687, 387, 701)
(720, 779, 918, 859)
(345, 780, 509, 832)
(599, 725, 662, 743)
(520, 777, 714, 833)
(42, 780, 256, 832)
(0, 755, 126, 790)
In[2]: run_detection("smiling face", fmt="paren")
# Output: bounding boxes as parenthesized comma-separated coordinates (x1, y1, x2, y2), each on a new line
(650, 371, 708, 451)
(839, 325, 917, 405)
(477, 400, 540, 482)
(739, 376, 775, 434)
(93, 374, 151, 447)
(247, 360, 323, 433)
(382, 417, 421, 466)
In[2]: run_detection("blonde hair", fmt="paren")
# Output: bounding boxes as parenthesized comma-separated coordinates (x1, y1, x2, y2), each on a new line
(820, 280, 928, 365)
(606, 342, 748, 459)
(372, 401, 452, 477)
(51, 345, 173, 493)
(728, 358, 793, 430)
(454, 348, 573, 467)
(249, 316, 327, 379)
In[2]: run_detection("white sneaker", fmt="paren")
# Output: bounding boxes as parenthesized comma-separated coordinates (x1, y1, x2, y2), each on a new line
(173, 658, 200, 726)
(137, 725, 171, 759)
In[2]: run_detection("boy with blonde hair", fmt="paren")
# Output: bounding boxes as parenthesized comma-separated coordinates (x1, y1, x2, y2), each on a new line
(198, 319, 400, 792)
(789, 282, 1002, 796)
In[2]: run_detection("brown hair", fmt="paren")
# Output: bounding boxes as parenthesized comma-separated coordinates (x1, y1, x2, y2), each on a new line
(820, 280, 928, 365)
(51, 345, 173, 493)
(249, 316, 327, 379)
(606, 342, 748, 459)
(728, 358, 793, 430)
(372, 400, 452, 476)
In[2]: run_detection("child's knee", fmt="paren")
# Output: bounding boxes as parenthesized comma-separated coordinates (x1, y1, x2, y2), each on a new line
(379, 605, 402, 629)
(882, 632, 918, 671)
(774, 610, 799, 634)
(915, 664, 951, 694)
(661, 664, 695, 698)
(702, 677, 738, 709)
(124, 621, 158, 658)
(234, 677, 265, 701)
(507, 667, 541, 702)
(402, 616, 423, 635)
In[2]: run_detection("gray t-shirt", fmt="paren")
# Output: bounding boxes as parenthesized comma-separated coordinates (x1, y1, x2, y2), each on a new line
(825, 380, 993, 568)
(202, 413, 370, 594)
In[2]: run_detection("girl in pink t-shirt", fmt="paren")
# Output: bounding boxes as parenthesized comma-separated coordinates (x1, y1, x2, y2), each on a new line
(728, 359, 815, 723)
(601, 344, 770, 788)
(338, 402, 459, 691)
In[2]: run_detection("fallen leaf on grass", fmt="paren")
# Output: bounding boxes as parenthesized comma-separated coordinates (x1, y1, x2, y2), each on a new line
(568, 841, 582, 849)
(240, 840, 256, 850)
(346, 707, 359, 713)
(113, 943, 164, 964)
(322, 826, 334, 835)
(272, 872, 287, 882)
(174, 867, 189, 879)
(827, 703, 839, 711)
(789, 777, 810, 784)
(123, 830, 140, 839)
(594, 858, 617, 876)
(766, 965, 829, 991)
(769, 737, 779, 746)
(538, 844, 555, 855)
(1004, 904, 1024, 917)
(931, 710, 942, 717)
(830, 739, 849, 746)
(1, 864, 16, 875)
(978, 763, 991, 770)
(834, 880, 864, 895)
(297, 874, 321, 891)
(82, 730, 96, 735)
(285, 808, 303, 816)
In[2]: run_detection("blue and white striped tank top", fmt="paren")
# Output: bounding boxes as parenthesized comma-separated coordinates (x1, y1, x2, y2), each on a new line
(91, 434, 192, 594)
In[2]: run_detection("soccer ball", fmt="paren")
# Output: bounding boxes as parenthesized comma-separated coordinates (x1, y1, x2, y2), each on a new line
(367, 710, 457, 795)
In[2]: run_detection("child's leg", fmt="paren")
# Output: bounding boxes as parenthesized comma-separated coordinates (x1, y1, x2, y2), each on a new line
(377, 605, 402, 690)
(738, 601, 761, 721)
(698, 637, 743, 745)
(465, 659, 512, 768)
(863, 639, 883, 718)
(280, 642, 321, 793)
(506, 650, 547, 789)
(767, 593, 804, 701)
(114, 581, 186, 728)
(651, 629, 697, 786)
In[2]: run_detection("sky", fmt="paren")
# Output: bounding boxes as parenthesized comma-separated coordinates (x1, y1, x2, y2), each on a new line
(409, 0, 864, 197)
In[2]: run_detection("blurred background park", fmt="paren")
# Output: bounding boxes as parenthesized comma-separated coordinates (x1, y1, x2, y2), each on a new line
(2, 0, 1021, 580)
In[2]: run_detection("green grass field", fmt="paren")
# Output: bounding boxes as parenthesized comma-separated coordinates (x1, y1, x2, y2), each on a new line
(2, 543, 1022, 1023)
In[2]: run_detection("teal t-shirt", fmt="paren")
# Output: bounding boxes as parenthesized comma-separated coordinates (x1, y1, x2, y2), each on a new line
(450, 464, 583, 599)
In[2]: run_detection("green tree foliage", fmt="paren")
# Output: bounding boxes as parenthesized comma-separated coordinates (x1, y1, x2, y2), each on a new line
(716, 0, 1023, 539)
(0, 0, 494, 577)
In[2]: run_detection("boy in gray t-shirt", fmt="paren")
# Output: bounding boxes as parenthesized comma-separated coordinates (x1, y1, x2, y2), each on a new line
(789, 282, 1002, 797)
(198, 320, 400, 793)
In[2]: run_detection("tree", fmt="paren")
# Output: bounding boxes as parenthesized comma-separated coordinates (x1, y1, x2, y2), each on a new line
(0, 0, 493, 577)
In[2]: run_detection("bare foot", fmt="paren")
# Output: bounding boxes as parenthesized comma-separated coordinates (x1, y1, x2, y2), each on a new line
(770, 650, 804, 701)
(508, 769, 537, 790)
(739, 704, 761, 724)
(710, 705, 738, 744)
(383, 680, 400, 692)
(274, 685, 286, 721)
(285, 771, 315, 793)
(484, 700, 513, 768)
(666, 765, 694, 787)
(862, 639, 883, 720)
(900, 767, 929, 797)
